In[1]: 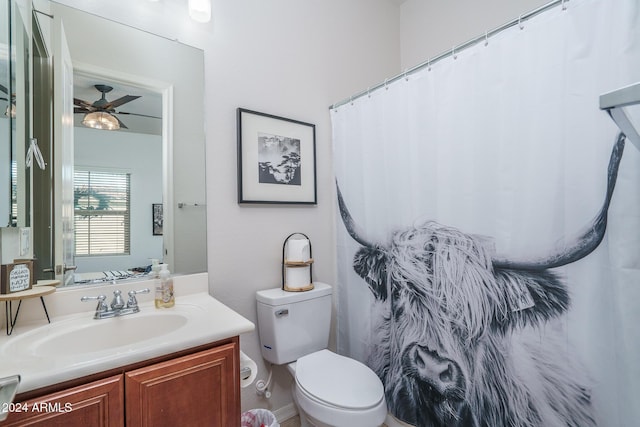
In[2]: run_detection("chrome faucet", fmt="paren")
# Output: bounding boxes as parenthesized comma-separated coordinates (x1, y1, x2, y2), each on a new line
(81, 288, 150, 319)
(111, 289, 125, 310)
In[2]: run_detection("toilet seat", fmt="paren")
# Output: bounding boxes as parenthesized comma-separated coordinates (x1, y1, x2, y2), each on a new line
(294, 349, 384, 410)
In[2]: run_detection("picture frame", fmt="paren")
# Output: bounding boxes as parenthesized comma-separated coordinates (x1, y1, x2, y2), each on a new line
(237, 108, 317, 204)
(0, 260, 33, 294)
(152, 203, 163, 236)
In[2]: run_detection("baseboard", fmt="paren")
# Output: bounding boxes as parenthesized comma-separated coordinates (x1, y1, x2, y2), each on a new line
(273, 402, 298, 422)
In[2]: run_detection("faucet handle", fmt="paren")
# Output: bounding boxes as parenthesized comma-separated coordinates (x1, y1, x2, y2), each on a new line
(81, 294, 108, 314)
(127, 288, 151, 308)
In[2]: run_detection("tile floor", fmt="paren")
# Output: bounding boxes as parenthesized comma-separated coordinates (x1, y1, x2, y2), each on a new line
(279, 416, 388, 427)
(280, 416, 300, 427)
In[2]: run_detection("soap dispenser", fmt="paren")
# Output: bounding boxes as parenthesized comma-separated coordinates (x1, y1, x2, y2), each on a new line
(155, 264, 175, 308)
(150, 258, 161, 278)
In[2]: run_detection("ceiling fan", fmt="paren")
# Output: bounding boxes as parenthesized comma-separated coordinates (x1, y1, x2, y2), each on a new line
(0, 83, 8, 101)
(74, 84, 160, 130)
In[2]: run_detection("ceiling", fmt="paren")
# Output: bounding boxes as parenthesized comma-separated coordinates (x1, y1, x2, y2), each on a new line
(73, 74, 162, 136)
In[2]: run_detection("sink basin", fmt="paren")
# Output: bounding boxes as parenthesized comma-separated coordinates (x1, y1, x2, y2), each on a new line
(3, 310, 191, 359)
(38, 313, 188, 356)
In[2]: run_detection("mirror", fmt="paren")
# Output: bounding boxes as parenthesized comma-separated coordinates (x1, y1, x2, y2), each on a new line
(30, 0, 207, 287)
(1, 0, 31, 229)
(71, 76, 163, 281)
(0, 2, 10, 225)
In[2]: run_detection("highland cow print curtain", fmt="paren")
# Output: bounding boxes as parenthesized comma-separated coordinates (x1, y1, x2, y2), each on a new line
(331, 0, 640, 426)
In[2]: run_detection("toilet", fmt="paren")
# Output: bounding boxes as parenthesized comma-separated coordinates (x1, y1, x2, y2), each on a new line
(256, 282, 387, 427)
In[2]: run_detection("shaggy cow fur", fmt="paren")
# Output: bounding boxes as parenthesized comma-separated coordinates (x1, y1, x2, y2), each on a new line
(357, 223, 594, 427)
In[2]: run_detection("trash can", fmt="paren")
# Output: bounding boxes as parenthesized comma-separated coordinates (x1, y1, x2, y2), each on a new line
(241, 408, 280, 427)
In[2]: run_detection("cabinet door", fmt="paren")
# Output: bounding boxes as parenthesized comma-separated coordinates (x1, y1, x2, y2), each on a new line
(125, 343, 239, 427)
(1, 374, 123, 427)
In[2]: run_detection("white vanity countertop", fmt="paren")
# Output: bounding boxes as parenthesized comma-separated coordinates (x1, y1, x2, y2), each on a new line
(0, 273, 255, 394)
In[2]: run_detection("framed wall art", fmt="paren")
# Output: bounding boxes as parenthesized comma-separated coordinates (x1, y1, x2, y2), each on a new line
(237, 108, 317, 204)
(152, 203, 163, 235)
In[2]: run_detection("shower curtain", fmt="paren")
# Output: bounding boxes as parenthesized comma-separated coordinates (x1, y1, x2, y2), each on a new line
(332, 0, 639, 426)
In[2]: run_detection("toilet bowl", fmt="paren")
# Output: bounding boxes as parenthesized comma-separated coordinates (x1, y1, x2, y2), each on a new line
(287, 350, 386, 427)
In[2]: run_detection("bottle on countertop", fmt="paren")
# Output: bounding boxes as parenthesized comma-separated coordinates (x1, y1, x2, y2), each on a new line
(154, 263, 175, 308)
(150, 258, 161, 278)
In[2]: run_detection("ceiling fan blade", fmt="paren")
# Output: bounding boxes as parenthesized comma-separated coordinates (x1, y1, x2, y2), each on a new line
(104, 95, 141, 110)
(114, 115, 129, 129)
(114, 111, 162, 119)
(74, 98, 95, 109)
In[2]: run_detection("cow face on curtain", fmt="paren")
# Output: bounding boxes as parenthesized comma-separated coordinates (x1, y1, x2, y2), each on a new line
(336, 134, 625, 427)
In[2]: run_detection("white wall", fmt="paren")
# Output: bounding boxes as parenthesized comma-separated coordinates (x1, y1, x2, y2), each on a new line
(400, 0, 550, 69)
(74, 127, 163, 273)
(204, 1, 401, 414)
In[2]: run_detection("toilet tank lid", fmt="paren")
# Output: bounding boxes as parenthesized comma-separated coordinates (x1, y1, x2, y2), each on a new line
(256, 282, 332, 305)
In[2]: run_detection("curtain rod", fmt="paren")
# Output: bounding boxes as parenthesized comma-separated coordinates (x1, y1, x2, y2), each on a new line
(330, 0, 568, 110)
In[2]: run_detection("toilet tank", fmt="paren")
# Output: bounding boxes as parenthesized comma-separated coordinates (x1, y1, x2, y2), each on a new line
(256, 282, 332, 365)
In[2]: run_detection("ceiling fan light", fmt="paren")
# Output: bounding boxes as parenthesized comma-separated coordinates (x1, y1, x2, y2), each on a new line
(188, 0, 211, 23)
(83, 111, 120, 130)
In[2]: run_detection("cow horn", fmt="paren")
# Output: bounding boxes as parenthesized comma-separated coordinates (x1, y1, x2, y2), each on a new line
(336, 181, 376, 248)
(492, 133, 626, 270)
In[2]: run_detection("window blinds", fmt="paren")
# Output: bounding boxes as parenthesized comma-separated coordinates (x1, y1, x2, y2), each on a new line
(74, 170, 131, 256)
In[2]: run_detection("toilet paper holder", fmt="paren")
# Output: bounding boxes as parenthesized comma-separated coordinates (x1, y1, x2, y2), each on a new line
(240, 366, 252, 381)
(239, 351, 258, 389)
(281, 232, 314, 292)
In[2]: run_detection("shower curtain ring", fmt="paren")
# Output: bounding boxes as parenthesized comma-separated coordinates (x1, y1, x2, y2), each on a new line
(350, 96, 354, 106)
(367, 87, 371, 98)
(427, 58, 431, 71)
(384, 78, 389, 90)
(452, 46, 457, 60)
(404, 69, 409, 81)
(484, 31, 489, 46)
(561, 0, 567, 10)
(519, 14, 524, 29)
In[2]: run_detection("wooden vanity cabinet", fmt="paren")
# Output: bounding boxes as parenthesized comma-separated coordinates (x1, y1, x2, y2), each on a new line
(0, 375, 124, 427)
(125, 343, 238, 427)
(1, 338, 240, 427)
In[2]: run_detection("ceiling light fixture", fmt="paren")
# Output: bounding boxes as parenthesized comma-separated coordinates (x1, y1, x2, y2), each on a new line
(82, 111, 120, 130)
(188, 0, 211, 23)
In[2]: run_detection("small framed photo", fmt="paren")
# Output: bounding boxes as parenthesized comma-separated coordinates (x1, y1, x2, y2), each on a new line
(152, 203, 163, 236)
(237, 108, 317, 204)
(0, 260, 33, 294)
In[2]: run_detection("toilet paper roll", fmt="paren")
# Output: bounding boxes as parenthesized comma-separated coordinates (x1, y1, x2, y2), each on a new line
(285, 265, 311, 289)
(286, 238, 310, 262)
(239, 351, 258, 388)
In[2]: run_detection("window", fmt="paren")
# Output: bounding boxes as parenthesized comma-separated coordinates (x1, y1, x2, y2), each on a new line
(74, 170, 131, 256)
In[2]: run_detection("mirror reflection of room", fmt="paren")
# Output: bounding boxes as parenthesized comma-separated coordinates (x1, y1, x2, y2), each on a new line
(71, 76, 163, 284)
(26, 0, 207, 287)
